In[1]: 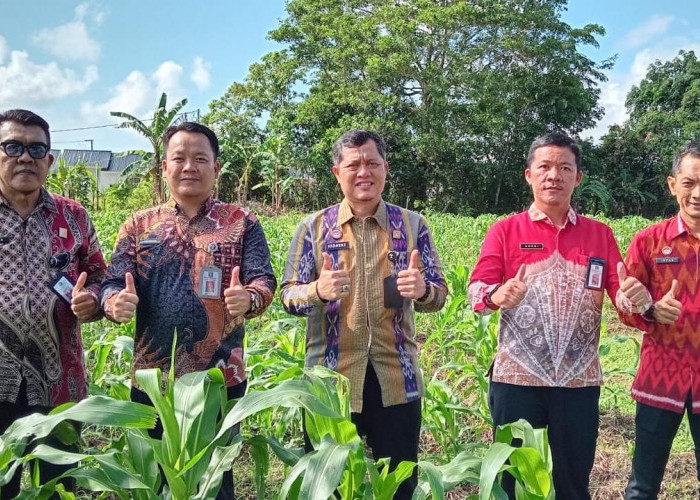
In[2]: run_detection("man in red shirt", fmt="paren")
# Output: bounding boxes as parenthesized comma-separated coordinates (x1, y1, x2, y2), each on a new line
(469, 132, 648, 498)
(620, 142, 700, 498)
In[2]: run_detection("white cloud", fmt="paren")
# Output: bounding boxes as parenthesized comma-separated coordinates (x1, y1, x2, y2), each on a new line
(81, 61, 187, 123)
(191, 57, 211, 90)
(81, 70, 151, 119)
(75, 0, 105, 26)
(619, 14, 675, 50)
(584, 37, 700, 141)
(0, 36, 8, 65)
(154, 61, 184, 97)
(33, 21, 101, 62)
(0, 50, 97, 108)
(32, 0, 105, 62)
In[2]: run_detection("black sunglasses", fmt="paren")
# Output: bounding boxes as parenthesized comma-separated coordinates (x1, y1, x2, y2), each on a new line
(0, 141, 50, 159)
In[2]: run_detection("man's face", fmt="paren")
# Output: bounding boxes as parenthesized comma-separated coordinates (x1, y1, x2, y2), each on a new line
(0, 121, 52, 200)
(332, 140, 388, 209)
(525, 145, 582, 211)
(163, 131, 219, 206)
(668, 154, 700, 223)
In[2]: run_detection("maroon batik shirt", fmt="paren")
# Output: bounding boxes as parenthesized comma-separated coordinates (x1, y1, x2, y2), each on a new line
(0, 189, 105, 407)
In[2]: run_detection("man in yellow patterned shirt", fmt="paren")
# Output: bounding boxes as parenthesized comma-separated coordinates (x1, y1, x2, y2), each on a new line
(281, 129, 447, 498)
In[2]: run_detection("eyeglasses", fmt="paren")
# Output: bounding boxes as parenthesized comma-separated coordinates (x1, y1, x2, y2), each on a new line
(341, 161, 385, 172)
(0, 141, 50, 159)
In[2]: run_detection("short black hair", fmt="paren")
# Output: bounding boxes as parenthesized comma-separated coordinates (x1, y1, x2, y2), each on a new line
(526, 132, 582, 172)
(332, 129, 386, 165)
(0, 109, 51, 149)
(672, 141, 700, 176)
(164, 122, 219, 158)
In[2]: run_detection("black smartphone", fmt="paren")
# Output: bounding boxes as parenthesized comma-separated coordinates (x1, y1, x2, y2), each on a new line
(383, 275, 404, 309)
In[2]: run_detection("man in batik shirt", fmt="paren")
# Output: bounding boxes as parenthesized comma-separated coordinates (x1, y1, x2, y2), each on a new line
(281, 129, 447, 499)
(0, 109, 106, 496)
(468, 132, 648, 499)
(101, 122, 276, 500)
(620, 142, 700, 498)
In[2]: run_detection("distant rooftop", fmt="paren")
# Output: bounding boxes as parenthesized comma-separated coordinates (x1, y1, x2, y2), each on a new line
(50, 149, 144, 173)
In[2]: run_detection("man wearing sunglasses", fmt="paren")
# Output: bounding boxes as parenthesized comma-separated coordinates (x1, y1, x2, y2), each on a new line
(0, 109, 106, 496)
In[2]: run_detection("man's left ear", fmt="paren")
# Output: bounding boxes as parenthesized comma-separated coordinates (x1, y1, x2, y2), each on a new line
(48, 154, 55, 167)
(575, 170, 583, 186)
(215, 161, 221, 176)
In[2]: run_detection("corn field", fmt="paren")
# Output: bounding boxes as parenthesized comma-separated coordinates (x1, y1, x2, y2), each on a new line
(0, 211, 663, 499)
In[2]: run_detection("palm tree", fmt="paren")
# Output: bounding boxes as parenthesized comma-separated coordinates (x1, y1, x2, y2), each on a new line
(111, 93, 187, 204)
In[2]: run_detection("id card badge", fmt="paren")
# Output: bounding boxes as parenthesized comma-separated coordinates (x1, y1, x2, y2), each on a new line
(198, 265, 222, 299)
(49, 272, 75, 304)
(585, 257, 605, 291)
(383, 275, 404, 309)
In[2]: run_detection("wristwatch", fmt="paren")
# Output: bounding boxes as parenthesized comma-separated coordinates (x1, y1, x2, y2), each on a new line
(248, 291, 260, 314)
(642, 302, 655, 321)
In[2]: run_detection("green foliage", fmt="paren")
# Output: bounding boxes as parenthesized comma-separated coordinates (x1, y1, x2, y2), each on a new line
(111, 92, 187, 205)
(594, 50, 700, 218)
(205, 0, 609, 214)
(46, 156, 98, 210)
(1, 210, 658, 498)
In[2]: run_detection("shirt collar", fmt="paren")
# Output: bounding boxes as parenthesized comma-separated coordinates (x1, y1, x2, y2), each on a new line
(0, 188, 57, 214)
(167, 196, 215, 217)
(338, 198, 387, 228)
(669, 212, 691, 240)
(528, 203, 578, 226)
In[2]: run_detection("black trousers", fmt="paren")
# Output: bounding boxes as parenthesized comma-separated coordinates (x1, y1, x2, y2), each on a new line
(488, 381, 600, 500)
(304, 363, 422, 500)
(625, 398, 700, 499)
(0, 380, 78, 499)
(131, 381, 246, 500)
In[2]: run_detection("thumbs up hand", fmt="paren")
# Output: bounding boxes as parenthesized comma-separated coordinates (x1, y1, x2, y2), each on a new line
(397, 249, 427, 299)
(112, 272, 140, 323)
(316, 252, 350, 301)
(617, 262, 652, 311)
(490, 264, 527, 309)
(224, 266, 251, 318)
(653, 279, 682, 324)
(71, 272, 99, 321)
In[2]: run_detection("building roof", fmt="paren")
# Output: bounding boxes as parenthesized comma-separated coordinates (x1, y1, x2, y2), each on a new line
(51, 149, 145, 172)
(60, 150, 112, 171)
(110, 153, 145, 173)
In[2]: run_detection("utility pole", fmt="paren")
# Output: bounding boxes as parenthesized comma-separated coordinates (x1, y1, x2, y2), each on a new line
(85, 139, 93, 150)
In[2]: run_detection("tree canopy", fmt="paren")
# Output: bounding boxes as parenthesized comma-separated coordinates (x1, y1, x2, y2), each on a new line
(587, 50, 700, 217)
(205, 0, 610, 214)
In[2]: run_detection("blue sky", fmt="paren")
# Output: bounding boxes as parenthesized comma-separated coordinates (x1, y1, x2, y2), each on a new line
(0, 0, 698, 152)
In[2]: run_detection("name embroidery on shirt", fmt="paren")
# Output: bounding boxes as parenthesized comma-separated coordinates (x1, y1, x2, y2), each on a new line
(655, 257, 681, 264)
(326, 241, 350, 251)
(520, 243, 544, 250)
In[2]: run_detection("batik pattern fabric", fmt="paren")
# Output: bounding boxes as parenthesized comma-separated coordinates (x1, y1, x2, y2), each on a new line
(468, 205, 623, 388)
(0, 189, 105, 406)
(102, 198, 276, 388)
(280, 199, 447, 412)
(620, 215, 700, 413)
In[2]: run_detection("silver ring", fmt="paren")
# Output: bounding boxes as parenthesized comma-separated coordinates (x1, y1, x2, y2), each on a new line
(341, 284, 350, 293)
